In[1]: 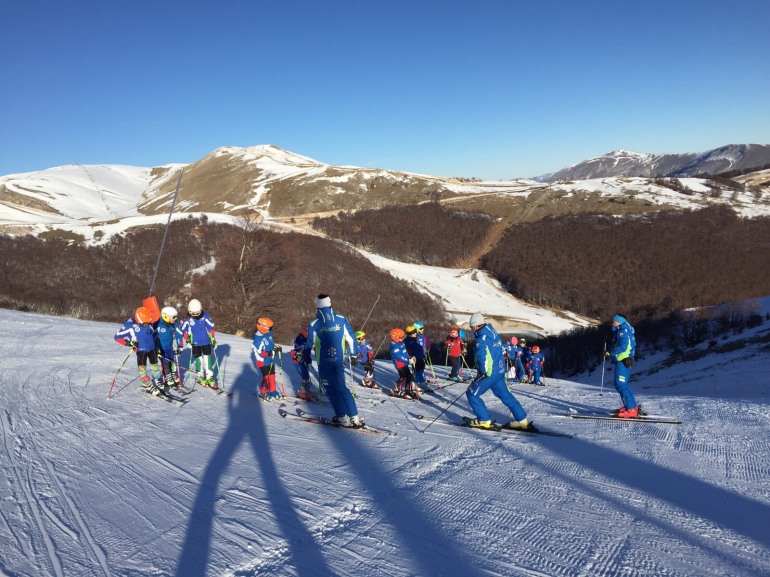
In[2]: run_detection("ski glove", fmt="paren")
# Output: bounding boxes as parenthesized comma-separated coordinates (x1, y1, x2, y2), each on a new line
(349, 356, 358, 367)
(294, 352, 304, 363)
(622, 357, 634, 368)
(128, 340, 138, 351)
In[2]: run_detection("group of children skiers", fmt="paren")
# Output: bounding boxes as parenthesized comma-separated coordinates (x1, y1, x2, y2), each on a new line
(115, 295, 639, 429)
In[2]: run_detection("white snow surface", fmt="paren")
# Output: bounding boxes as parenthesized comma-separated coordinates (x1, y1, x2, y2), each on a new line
(1, 305, 770, 577)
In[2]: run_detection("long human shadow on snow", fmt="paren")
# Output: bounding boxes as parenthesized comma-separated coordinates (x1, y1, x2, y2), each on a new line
(541, 435, 770, 551)
(174, 362, 335, 577)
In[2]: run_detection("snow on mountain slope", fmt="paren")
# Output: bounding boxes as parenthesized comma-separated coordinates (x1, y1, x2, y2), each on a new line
(1, 307, 769, 577)
(363, 249, 594, 334)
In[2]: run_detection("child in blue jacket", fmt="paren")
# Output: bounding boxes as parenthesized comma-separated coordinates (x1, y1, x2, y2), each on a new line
(114, 306, 164, 395)
(180, 298, 218, 388)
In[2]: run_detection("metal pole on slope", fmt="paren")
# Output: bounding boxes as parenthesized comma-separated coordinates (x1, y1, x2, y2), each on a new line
(358, 294, 380, 333)
(149, 168, 184, 297)
(419, 387, 468, 433)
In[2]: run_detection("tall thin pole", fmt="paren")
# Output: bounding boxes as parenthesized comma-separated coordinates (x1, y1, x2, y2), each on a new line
(149, 168, 184, 296)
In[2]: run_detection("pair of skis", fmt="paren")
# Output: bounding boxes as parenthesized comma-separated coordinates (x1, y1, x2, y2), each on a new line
(279, 408, 395, 436)
(414, 414, 573, 438)
(563, 407, 681, 425)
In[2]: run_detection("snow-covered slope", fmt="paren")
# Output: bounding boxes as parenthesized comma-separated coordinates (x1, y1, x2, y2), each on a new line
(1, 307, 769, 577)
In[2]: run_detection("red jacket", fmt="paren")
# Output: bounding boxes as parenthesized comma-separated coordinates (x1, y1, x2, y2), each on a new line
(445, 336, 465, 358)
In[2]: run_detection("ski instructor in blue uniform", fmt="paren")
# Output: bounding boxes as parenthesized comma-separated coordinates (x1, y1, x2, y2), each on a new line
(608, 314, 638, 418)
(307, 294, 363, 428)
(465, 312, 530, 430)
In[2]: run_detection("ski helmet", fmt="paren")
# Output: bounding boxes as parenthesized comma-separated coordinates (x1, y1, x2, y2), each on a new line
(414, 321, 424, 333)
(519, 338, 526, 345)
(188, 299, 202, 316)
(405, 325, 417, 335)
(256, 317, 273, 333)
(134, 306, 153, 324)
(532, 345, 540, 354)
(300, 324, 309, 337)
(449, 328, 459, 337)
(161, 306, 178, 323)
(509, 336, 518, 346)
(355, 331, 366, 341)
(469, 313, 486, 328)
(390, 328, 405, 342)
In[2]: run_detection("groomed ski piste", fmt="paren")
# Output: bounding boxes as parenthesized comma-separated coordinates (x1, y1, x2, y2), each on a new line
(2, 306, 770, 576)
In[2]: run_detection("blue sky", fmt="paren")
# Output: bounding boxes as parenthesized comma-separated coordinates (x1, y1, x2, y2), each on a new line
(2, 1, 769, 180)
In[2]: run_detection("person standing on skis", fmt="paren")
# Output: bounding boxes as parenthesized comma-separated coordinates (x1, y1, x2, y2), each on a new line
(114, 306, 165, 396)
(444, 326, 465, 382)
(306, 294, 363, 427)
(404, 325, 427, 391)
(155, 306, 184, 389)
(389, 328, 416, 398)
(253, 317, 282, 400)
(607, 314, 639, 418)
(181, 298, 218, 389)
(527, 345, 545, 386)
(465, 313, 530, 430)
(291, 324, 315, 400)
(355, 331, 376, 388)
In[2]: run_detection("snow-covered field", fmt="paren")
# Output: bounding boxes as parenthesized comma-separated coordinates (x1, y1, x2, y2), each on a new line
(1, 307, 769, 577)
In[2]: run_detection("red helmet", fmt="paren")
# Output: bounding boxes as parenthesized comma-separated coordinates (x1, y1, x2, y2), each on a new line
(299, 324, 309, 337)
(509, 336, 518, 345)
(134, 306, 153, 324)
(390, 328, 405, 342)
(532, 345, 540, 354)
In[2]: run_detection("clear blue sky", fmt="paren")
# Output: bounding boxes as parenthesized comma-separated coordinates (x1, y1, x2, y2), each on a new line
(2, 1, 769, 180)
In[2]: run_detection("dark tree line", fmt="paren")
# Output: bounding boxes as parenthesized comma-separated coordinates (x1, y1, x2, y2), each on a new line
(0, 218, 446, 345)
(312, 202, 496, 266)
(482, 205, 770, 321)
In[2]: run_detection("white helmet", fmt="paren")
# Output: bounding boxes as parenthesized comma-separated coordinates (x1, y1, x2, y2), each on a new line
(161, 306, 178, 323)
(469, 312, 486, 327)
(188, 299, 202, 315)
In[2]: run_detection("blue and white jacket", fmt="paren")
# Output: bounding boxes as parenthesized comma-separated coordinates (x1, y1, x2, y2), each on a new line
(307, 305, 357, 367)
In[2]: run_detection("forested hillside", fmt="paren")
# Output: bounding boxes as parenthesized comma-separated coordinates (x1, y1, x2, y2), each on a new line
(482, 205, 770, 320)
(0, 218, 445, 343)
(312, 202, 496, 266)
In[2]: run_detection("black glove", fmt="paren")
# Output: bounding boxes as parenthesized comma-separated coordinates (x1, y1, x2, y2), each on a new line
(350, 356, 358, 367)
(622, 357, 634, 368)
(274, 344, 282, 353)
(128, 340, 138, 350)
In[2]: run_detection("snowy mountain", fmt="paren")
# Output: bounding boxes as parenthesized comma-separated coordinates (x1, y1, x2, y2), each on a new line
(1, 301, 769, 576)
(545, 144, 770, 181)
(3, 145, 770, 243)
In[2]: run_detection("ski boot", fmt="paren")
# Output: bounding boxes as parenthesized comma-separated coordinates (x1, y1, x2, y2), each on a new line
(466, 418, 495, 430)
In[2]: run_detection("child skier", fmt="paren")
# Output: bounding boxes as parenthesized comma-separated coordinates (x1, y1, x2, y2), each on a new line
(291, 324, 316, 400)
(181, 298, 218, 388)
(355, 331, 376, 388)
(114, 306, 165, 396)
(527, 345, 545, 386)
(253, 317, 282, 400)
(405, 325, 427, 391)
(156, 306, 184, 389)
(414, 321, 434, 382)
(503, 336, 523, 382)
(444, 326, 466, 382)
(519, 338, 531, 383)
(389, 328, 417, 398)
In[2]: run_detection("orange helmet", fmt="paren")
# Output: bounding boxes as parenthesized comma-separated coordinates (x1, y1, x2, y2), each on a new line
(532, 345, 540, 354)
(299, 324, 309, 337)
(256, 317, 274, 333)
(134, 306, 153, 324)
(390, 328, 405, 342)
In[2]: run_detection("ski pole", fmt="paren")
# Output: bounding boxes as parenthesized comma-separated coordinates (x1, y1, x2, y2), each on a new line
(420, 386, 468, 433)
(108, 349, 134, 398)
(208, 333, 225, 392)
(358, 293, 380, 333)
(276, 350, 286, 398)
(600, 341, 607, 396)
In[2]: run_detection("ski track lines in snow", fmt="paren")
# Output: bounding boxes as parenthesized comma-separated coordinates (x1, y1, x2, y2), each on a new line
(2, 309, 770, 577)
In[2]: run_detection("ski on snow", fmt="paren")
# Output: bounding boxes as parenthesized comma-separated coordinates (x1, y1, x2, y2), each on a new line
(278, 408, 395, 436)
(413, 414, 572, 438)
(141, 386, 187, 406)
(564, 408, 681, 424)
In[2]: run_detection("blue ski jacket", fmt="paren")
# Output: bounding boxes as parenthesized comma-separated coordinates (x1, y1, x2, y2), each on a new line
(114, 318, 156, 352)
(253, 330, 276, 367)
(307, 306, 357, 367)
(405, 335, 425, 360)
(155, 319, 183, 352)
(472, 323, 506, 378)
(181, 312, 215, 346)
(390, 340, 409, 369)
(610, 319, 636, 362)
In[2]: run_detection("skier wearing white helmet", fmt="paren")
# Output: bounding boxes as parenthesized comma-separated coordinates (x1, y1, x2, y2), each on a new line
(181, 299, 218, 389)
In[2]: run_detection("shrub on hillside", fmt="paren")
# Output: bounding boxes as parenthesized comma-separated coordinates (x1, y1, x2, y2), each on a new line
(482, 205, 770, 321)
(311, 202, 496, 266)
